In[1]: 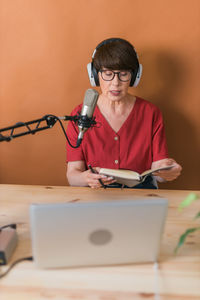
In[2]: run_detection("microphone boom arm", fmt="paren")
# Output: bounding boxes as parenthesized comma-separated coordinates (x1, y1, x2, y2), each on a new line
(0, 115, 78, 143)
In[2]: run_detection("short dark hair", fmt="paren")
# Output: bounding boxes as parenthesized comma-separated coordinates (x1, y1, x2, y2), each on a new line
(93, 38, 139, 73)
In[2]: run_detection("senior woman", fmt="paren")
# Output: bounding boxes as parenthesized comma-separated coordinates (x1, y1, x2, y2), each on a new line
(66, 38, 182, 189)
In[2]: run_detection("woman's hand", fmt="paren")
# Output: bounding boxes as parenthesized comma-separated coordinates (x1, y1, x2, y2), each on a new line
(66, 161, 116, 188)
(86, 167, 116, 189)
(151, 158, 182, 182)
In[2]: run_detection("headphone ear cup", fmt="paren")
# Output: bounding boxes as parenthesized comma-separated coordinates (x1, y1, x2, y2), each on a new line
(132, 64, 143, 87)
(87, 63, 100, 87)
(92, 64, 100, 86)
(87, 63, 96, 86)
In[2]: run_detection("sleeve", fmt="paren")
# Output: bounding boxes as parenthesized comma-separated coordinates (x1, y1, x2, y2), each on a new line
(66, 106, 84, 162)
(152, 107, 169, 162)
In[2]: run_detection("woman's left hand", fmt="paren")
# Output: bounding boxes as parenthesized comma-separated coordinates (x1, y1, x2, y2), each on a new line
(151, 158, 182, 182)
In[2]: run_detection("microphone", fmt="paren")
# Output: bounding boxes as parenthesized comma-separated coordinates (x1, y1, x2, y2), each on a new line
(76, 89, 99, 147)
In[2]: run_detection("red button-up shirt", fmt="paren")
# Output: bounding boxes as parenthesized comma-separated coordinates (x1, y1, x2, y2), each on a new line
(66, 97, 168, 174)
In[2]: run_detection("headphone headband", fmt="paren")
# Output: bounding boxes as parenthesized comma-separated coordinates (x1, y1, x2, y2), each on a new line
(92, 38, 129, 58)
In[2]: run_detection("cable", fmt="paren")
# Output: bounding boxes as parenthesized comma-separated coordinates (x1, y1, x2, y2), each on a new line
(0, 256, 33, 279)
(45, 114, 79, 148)
(45, 114, 99, 149)
(0, 224, 33, 279)
(0, 223, 17, 232)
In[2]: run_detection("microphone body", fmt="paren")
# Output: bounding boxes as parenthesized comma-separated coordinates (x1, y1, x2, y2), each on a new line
(76, 89, 99, 147)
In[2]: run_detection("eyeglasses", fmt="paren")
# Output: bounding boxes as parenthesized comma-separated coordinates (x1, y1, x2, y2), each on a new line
(99, 70, 132, 82)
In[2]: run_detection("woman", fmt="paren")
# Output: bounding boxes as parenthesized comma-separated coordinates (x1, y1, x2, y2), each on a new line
(66, 38, 182, 188)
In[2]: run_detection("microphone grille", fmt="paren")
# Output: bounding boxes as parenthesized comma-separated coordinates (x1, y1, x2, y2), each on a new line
(84, 89, 99, 106)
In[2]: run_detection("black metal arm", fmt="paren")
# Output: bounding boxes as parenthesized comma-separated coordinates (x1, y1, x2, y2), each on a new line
(0, 114, 97, 148)
(0, 115, 77, 143)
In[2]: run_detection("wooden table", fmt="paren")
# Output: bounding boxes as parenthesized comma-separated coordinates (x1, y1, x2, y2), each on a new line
(0, 184, 200, 300)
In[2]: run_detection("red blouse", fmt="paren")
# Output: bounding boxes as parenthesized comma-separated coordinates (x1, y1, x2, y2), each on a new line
(66, 97, 169, 174)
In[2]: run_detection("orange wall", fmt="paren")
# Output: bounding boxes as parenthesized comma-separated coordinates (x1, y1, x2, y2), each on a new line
(0, 0, 200, 189)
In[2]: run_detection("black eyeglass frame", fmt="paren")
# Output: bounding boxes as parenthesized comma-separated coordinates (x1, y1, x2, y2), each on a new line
(99, 70, 133, 82)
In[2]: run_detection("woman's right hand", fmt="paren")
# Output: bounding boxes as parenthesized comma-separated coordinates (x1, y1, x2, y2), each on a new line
(86, 167, 116, 189)
(66, 161, 115, 188)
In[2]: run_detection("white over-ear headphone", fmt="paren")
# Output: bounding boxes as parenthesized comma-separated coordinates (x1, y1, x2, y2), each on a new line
(87, 38, 142, 87)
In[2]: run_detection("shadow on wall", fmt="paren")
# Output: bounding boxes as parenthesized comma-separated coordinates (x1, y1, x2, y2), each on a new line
(137, 49, 200, 190)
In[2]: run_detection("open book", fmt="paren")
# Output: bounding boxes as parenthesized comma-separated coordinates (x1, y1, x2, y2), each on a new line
(99, 166, 174, 187)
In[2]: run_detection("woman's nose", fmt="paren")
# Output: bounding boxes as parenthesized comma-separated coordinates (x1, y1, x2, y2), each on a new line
(112, 73, 120, 85)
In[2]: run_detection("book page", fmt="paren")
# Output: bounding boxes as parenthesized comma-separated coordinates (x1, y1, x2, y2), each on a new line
(141, 165, 174, 177)
(99, 168, 140, 180)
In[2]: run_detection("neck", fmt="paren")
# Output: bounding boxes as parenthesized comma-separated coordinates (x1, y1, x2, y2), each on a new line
(98, 94, 136, 115)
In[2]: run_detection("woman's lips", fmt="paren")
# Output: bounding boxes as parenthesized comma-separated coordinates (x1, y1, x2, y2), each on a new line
(110, 90, 121, 96)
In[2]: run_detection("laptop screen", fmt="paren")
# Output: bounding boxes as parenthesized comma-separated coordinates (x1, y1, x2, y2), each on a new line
(30, 198, 168, 268)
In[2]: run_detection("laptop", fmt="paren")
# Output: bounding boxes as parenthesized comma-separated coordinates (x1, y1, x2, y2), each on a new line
(30, 198, 168, 269)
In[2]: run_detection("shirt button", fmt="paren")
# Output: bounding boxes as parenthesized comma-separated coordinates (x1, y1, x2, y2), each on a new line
(114, 136, 118, 141)
(114, 160, 119, 164)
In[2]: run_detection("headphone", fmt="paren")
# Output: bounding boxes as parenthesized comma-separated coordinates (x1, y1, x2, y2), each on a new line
(87, 38, 142, 87)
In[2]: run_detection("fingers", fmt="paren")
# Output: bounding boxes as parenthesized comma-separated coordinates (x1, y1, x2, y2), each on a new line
(154, 163, 182, 181)
(152, 158, 182, 182)
(90, 176, 116, 188)
(86, 170, 109, 189)
(87, 169, 116, 188)
(88, 173, 106, 189)
(101, 175, 115, 184)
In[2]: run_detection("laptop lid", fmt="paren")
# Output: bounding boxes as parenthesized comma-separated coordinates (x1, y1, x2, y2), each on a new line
(30, 198, 168, 268)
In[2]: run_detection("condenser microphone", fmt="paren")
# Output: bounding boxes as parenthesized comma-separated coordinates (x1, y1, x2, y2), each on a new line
(76, 89, 99, 147)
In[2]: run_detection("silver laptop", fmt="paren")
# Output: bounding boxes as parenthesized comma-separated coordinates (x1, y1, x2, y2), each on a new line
(30, 198, 168, 269)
